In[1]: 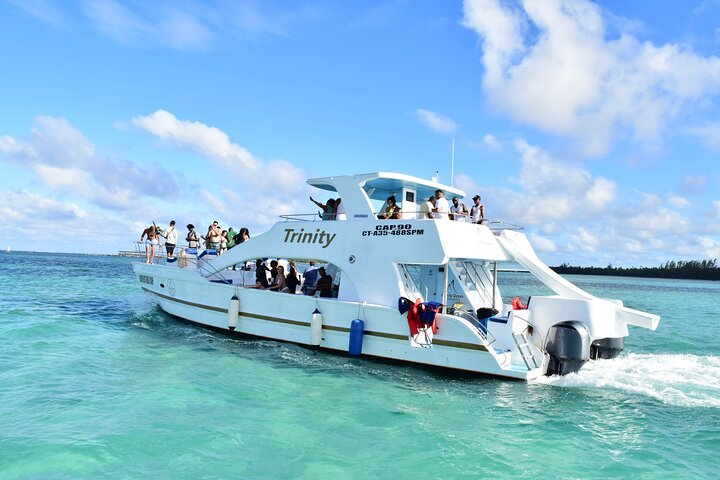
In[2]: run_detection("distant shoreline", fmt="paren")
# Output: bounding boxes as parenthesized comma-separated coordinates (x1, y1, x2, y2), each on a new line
(551, 260, 720, 281)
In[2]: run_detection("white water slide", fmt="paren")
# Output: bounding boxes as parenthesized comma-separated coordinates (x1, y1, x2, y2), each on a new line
(497, 231, 659, 331)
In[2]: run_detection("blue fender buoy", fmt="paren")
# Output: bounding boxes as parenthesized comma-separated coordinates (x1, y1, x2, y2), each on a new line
(348, 319, 364, 356)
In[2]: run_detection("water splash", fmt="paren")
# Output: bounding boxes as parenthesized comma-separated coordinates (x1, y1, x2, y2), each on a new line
(537, 353, 720, 408)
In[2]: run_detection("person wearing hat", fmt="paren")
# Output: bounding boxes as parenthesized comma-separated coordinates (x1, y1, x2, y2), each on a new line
(186, 224, 200, 249)
(470, 195, 486, 224)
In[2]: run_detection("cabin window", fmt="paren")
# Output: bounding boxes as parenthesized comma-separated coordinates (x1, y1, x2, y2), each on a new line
(220, 258, 352, 299)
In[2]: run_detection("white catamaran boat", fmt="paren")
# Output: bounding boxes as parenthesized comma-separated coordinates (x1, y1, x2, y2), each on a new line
(134, 172, 659, 380)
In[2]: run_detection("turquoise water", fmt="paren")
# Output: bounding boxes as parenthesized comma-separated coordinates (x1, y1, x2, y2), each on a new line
(1, 252, 719, 479)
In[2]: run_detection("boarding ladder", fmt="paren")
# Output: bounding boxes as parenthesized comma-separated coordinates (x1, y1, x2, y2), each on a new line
(512, 330, 539, 370)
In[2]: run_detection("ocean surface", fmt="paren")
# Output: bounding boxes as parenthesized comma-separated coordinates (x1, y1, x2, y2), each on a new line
(1, 251, 719, 479)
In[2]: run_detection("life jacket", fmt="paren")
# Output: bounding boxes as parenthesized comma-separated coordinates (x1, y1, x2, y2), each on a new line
(511, 297, 527, 310)
(399, 297, 441, 336)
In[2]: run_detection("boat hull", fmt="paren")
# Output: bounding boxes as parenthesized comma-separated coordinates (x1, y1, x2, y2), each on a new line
(135, 264, 544, 381)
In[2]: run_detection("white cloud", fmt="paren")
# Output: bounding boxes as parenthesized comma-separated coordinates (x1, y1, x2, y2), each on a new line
(462, 0, 720, 155)
(1, 116, 179, 211)
(496, 140, 616, 224)
(133, 109, 259, 171)
(82, 0, 213, 49)
(668, 195, 690, 208)
(77, 1, 321, 49)
(0, 190, 134, 253)
(5, 0, 66, 26)
(529, 232, 557, 252)
(570, 227, 599, 252)
(672, 237, 720, 258)
(483, 133, 501, 149)
(625, 239, 645, 253)
(414, 108, 458, 134)
(457, 139, 720, 266)
(132, 110, 305, 194)
(687, 123, 720, 149)
(682, 175, 707, 193)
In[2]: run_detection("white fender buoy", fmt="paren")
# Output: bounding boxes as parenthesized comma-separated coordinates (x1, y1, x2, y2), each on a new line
(228, 295, 240, 331)
(311, 308, 323, 346)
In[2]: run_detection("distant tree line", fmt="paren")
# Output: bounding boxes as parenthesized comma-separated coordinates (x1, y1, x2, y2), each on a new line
(551, 259, 720, 281)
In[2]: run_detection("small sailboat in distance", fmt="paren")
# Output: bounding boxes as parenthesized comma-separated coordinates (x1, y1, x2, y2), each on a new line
(5, 246, 10, 253)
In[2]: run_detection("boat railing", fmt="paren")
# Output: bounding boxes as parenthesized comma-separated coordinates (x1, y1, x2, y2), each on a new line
(453, 310, 499, 347)
(279, 213, 323, 222)
(488, 220, 524, 232)
(279, 212, 524, 230)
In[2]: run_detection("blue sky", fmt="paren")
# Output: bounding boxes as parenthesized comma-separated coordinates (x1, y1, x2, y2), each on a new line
(1, 0, 719, 266)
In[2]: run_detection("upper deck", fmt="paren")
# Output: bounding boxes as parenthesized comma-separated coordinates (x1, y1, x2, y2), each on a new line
(306, 172, 466, 220)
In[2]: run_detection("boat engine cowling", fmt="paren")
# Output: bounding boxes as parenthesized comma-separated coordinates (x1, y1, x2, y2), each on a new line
(590, 337, 624, 360)
(544, 321, 590, 376)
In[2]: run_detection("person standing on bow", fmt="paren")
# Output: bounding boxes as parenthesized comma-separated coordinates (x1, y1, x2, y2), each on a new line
(226, 227, 236, 249)
(470, 195, 486, 225)
(186, 224, 200, 249)
(236, 227, 250, 244)
(207, 221, 222, 250)
(164, 220, 178, 258)
(140, 225, 159, 264)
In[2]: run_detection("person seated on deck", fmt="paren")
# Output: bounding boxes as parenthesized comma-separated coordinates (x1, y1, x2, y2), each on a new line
(302, 261, 319, 295)
(283, 266, 300, 294)
(380, 195, 402, 219)
(316, 267, 333, 298)
(310, 196, 336, 220)
(267, 265, 287, 292)
(245, 259, 270, 289)
(269, 260, 279, 284)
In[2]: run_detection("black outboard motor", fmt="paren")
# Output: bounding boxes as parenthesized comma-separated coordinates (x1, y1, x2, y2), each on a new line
(590, 337, 624, 359)
(545, 321, 591, 376)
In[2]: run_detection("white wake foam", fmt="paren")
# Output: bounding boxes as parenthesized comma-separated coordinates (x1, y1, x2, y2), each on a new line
(536, 353, 720, 408)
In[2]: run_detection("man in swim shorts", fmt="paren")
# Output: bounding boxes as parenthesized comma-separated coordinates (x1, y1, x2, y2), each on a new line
(207, 221, 222, 250)
(140, 226, 159, 264)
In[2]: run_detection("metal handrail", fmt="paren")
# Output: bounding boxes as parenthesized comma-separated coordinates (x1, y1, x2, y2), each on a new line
(453, 310, 499, 347)
(488, 220, 524, 231)
(278, 212, 524, 231)
(279, 213, 322, 222)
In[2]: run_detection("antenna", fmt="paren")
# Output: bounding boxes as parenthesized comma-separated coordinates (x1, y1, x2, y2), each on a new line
(450, 137, 455, 188)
